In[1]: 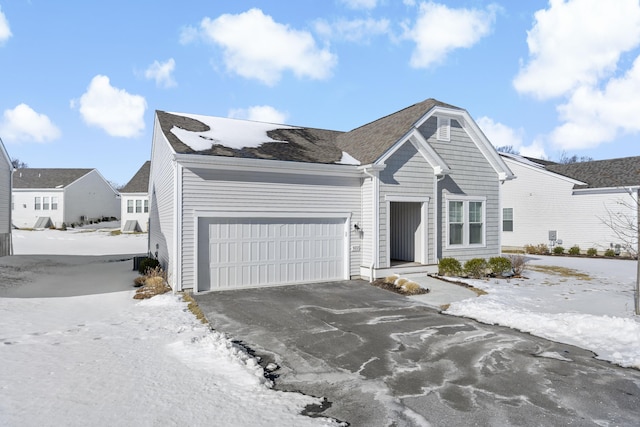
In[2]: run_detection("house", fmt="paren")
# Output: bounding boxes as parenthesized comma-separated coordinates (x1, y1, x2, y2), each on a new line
(500, 154, 640, 255)
(12, 168, 120, 229)
(0, 138, 12, 256)
(148, 98, 515, 292)
(120, 161, 150, 232)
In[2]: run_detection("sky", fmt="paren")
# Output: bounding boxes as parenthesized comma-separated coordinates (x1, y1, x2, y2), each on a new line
(1, 0, 640, 186)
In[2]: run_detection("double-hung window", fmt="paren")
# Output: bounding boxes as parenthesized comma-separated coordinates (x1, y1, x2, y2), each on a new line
(143, 199, 149, 213)
(135, 199, 142, 213)
(503, 208, 513, 232)
(35, 197, 41, 210)
(43, 196, 50, 210)
(446, 196, 486, 247)
(51, 197, 58, 210)
(127, 200, 134, 213)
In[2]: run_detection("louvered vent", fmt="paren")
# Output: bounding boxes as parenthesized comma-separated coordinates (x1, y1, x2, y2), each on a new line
(437, 116, 451, 141)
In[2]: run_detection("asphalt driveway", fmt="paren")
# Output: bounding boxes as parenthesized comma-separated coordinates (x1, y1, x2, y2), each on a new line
(194, 280, 640, 427)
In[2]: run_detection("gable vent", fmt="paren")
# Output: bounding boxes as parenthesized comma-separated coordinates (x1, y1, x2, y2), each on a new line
(437, 116, 451, 142)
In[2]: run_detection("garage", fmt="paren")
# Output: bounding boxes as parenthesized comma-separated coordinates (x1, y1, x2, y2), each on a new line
(197, 216, 348, 292)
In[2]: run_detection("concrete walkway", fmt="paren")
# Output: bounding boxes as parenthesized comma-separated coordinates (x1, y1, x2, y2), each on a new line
(403, 273, 478, 308)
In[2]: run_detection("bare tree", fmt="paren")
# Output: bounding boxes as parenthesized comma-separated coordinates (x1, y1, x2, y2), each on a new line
(558, 151, 593, 164)
(11, 158, 28, 169)
(496, 145, 519, 155)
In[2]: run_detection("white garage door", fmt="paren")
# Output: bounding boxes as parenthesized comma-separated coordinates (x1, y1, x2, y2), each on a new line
(198, 217, 347, 291)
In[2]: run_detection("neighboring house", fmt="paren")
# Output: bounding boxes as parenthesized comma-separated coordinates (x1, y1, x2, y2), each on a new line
(500, 154, 640, 255)
(12, 168, 120, 229)
(120, 161, 150, 232)
(149, 98, 515, 292)
(0, 138, 12, 256)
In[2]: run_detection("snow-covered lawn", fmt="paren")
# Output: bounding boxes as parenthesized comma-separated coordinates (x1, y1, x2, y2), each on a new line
(2, 229, 339, 426)
(445, 255, 640, 369)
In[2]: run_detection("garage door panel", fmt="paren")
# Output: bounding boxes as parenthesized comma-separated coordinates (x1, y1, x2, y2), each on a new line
(199, 217, 346, 291)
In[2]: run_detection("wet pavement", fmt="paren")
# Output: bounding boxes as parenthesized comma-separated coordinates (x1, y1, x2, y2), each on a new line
(194, 280, 640, 427)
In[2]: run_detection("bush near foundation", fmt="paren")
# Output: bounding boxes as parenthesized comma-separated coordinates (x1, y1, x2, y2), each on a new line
(488, 256, 512, 277)
(463, 258, 487, 279)
(568, 246, 580, 255)
(587, 248, 598, 256)
(438, 257, 462, 276)
(138, 257, 160, 275)
(553, 246, 565, 255)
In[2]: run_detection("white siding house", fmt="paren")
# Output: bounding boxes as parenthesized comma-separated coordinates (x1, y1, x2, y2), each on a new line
(120, 161, 150, 232)
(149, 99, 515, 292)
(12, 168, 120, 229)
(0, 138, 12, 256)
(500, 154, 639, 255)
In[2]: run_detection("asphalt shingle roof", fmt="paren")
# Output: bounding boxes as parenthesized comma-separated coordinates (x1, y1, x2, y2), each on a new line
(156, 98, 461, 165)
(546, 156, 640, 189)
(13, 168, 93, 189)
(120, 161, 150, 193)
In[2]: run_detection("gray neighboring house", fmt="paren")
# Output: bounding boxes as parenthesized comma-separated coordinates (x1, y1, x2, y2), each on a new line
(12, 168, 120, 229)
(149, 98, 515, 292)
(0, 138, 12, 256)
(120, 161, 150, 232)
(500, 154, 640, 255)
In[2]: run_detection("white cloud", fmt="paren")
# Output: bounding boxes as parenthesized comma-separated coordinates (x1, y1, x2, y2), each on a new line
(513, 0, 640, 99)
(0, 7, 11, 45)
(339, 0, 378, 10)
(227, 105, 288, 124)
(145, 58, 177, 88)
(0, 104, 61, 143)
(477, 116, 547, 159)
(550, 55, 640, 150)
(314, 18, 390, 43)
(193, 8, 337, 86)
(405, 2, 498, 68)
(74, 75, 147, 138)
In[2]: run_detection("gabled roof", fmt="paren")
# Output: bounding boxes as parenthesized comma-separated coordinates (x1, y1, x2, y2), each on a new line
(120, 161, 150, 193)
(335, 98, 459, 165)
(546, 156, 640, 189)
(13, 168, 93, 189)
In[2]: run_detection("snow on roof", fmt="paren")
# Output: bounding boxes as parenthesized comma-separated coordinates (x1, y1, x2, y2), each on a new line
(168, 112, 298, 151)
(336, 151, 361, 165)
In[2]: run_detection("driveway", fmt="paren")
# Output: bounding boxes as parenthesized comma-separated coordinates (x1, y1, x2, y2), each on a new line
(194, 280, 640, 427)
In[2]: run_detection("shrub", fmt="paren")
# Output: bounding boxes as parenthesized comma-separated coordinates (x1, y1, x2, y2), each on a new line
(402, 281, 422, 295)
(568, 245, 580, 255)
(438, 257, 462, 276)
(394, 278, 408, 288)
(488, 256, 512, 277)
(524, 243, 550, 255)
(604, 249, 616, 257)
(587, 248, 598, 257)
(384, 274, 399, 285)
(464, 258, 487, 279)
(553, 246, 565, 255)
(133, 265, 171, 299)
(509, 254, 527, 276)
(133, 276, 146, 287)
(138, 257, 160, 275)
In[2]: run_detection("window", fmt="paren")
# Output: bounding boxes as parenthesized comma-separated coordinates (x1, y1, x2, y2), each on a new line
(35, 197, 41, 210)
(448, 201, 463, 245)
(446, 197, 486, 247)
(503, 208, 513, 232)
(135, 199, 142, 213)
(143, 199, 148, 213)
(51, 197, 58, 210)
(43, 196, 50, 210)
(127, 200, 134, 213)
(437, 116, 451, 141)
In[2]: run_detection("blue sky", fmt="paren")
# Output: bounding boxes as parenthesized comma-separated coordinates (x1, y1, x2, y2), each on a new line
(1, 0, 639, 186)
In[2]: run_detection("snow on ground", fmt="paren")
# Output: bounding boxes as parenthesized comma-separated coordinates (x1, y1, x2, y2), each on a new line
(444, 255, 640, 369)
(2, 229, 339, 426)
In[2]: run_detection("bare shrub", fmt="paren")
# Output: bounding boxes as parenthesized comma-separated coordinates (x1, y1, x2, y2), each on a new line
(524, 243, 550, 255)
(394, 278, 408, 288)
(133, 266, 171, 299)
(508, 254, 527, 276)
(384, 274, 399, 285)
(402, 281, 423, 295)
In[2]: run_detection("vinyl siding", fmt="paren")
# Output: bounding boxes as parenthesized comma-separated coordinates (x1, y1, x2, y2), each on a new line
(148, 119, 177, 288)
(501, 159, 638, 254)
(0, 150, 10, 256)
(120, 193, 149, 232)
(64, 170, 119, 224)
(378, 142, 435, 266)
(420, 117, 501, 261)
(180, 167, 362, 290)
(12, 189, 65, 228)
(360, 176, 373, 269)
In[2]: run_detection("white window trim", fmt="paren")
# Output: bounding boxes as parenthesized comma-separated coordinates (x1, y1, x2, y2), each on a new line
(502, 207, 513, 232)
(445, 195, 486, 248)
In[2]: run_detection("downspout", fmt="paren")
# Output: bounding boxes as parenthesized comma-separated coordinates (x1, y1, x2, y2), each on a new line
(9, 167, 14, 255)
(434, 173, 445, 264)
(362, 166, 380, 281)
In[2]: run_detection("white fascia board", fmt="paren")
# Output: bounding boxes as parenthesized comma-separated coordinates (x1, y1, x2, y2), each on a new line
(416, 106, 516, 181)
(12, 188, 64, 193)
(174, 153, 363, 178)
(572, 186, 640, 196)
(503, 157, 586, 186)
(373, 130, 451, 176)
